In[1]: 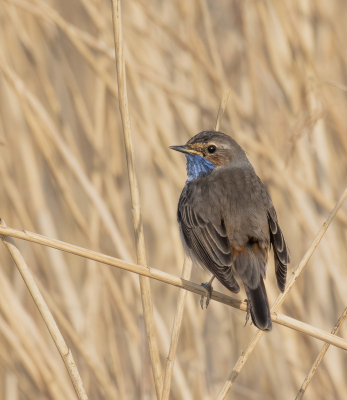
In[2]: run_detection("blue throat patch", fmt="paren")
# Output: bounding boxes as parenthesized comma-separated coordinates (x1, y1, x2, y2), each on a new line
(185, 154, 215, 182)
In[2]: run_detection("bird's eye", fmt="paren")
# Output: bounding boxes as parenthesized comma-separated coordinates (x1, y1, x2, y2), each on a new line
(207, 145, 216, 154)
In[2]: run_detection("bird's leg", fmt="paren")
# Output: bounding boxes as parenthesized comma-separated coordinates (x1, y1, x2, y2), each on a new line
(244, 298, 251, 327)
(200, 276, 215, 309)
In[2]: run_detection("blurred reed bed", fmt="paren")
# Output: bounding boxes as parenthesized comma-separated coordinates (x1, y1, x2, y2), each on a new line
(0, 0, 347, 399)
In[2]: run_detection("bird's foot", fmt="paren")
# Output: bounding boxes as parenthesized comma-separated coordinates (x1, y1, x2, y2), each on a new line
(200, 281, 213, 310)
(244, 299, 251, 327)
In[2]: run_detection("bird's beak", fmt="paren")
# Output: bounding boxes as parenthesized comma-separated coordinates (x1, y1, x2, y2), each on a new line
(169, 145, 201, 155)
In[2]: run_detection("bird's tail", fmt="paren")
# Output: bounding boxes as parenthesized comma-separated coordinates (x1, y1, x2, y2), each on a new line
(245, 278, 272, 331)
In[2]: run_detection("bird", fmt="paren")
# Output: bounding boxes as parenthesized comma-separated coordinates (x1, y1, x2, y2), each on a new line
(170, 130, 290, 331)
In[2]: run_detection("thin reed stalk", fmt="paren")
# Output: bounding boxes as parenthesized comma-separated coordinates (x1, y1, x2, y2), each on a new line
(296, 307, 347, 400)
(161, 257, 192, 400)
(215, 89, 231, 132)
(110, 0, 163, 398)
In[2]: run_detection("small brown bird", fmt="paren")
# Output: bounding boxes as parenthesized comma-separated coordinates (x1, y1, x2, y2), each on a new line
(170, 131, 290, 331)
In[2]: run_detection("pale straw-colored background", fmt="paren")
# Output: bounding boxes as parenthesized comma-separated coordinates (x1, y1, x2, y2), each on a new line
(0, 0, 347, 399)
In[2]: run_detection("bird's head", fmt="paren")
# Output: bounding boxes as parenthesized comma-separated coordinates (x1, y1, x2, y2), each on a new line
(170, 130, 248, 181)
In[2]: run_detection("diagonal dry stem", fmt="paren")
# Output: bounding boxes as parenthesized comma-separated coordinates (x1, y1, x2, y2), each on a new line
(0, 220, 88, 400)
(215, 186, 347, 400)
(296, 307, 347, 400)
(0, 224, 347, 353)
(161, 257, 193, 400)
(110, 0, 163, 398)
(36, 277, 121, 400)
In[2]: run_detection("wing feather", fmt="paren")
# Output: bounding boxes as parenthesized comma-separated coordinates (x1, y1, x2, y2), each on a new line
(178, 200, 240, 293)
(268, 207, 290, 292)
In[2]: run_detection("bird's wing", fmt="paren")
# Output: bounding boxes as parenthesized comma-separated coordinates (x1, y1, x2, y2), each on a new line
(268, 206, 290, 292)
(178, 196, 240, 293)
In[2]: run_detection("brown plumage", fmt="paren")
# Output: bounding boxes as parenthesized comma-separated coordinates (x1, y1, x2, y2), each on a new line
(171, 130, 290, 331)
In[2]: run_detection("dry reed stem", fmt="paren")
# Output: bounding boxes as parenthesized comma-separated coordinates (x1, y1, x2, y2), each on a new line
(110, 0, 163, 398)
(0, 282, 68, 399)
(215, 186, 347, 400)
(36, 278, 121, 400)
(215, 89, 231, 131)
(161, 257, 193, 400)
(0, 225, 347, 353)
(296, 307, 347, 400)
(0, 268, 74, 400)
(0, 220, 88, 400)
